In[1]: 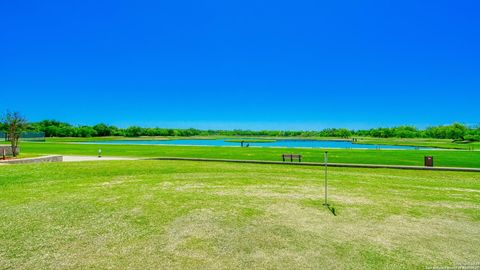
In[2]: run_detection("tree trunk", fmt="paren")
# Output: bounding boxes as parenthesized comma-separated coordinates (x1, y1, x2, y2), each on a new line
(11, 136, 18, 157)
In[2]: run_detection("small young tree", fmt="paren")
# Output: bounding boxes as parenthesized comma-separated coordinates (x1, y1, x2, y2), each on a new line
(1, 111, 28, 157)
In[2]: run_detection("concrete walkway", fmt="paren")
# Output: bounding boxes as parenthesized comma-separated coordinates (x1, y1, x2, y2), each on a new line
(62, 156, 137, 162)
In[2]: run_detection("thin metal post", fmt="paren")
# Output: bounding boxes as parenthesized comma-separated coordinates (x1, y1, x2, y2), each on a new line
(323, 151, 329, 206)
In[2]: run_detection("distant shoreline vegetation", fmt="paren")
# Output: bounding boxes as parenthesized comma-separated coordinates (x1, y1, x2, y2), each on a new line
(2, 120, 479, 142)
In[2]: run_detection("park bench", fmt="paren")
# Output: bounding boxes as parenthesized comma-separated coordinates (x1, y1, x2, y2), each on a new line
(282, 154, 302, 162)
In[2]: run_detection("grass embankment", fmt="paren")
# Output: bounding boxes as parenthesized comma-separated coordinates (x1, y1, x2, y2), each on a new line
(1, 160, 478, 269)
(356, 137, 480, 150)
(20, 142, 480, 168)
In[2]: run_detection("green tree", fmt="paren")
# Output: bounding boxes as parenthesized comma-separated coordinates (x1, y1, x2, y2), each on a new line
(93, 123, 113, 136)
(1, 111, 28, 157)
(446, 123, 467, 140)
(125, 126, 144, 137)
(77, 126, 97, 137)
(336, 128, 352, 138)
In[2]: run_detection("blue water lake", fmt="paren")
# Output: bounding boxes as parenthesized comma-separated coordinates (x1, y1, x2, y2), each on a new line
(84, 139, 432, 150)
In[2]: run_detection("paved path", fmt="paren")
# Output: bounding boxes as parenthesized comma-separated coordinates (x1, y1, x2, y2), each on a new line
(62, 156, 137, 162)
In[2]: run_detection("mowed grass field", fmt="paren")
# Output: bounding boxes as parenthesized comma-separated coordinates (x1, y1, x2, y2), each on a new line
(20, 142, 480, 168)
(1, 160, 479, 269)
(356, 137, 480, 150)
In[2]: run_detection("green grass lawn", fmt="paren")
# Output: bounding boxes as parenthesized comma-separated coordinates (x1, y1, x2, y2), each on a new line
(20, 142, 480, 168)
(356, 137, 480, 150)
(1, 160, 478, 269)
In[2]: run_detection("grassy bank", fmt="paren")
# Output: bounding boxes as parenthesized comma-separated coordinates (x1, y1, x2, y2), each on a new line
(355, 137, 480, 150)
(20, 142, 480, 168)
(1, 160, 478, 269)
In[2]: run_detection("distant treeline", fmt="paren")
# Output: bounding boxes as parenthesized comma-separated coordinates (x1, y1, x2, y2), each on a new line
(4, 120, 479, 141)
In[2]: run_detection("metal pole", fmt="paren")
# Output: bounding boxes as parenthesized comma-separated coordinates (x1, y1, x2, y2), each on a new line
(323, 151, 329, 206)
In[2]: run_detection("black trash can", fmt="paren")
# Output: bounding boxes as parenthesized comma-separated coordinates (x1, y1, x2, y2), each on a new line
(424, 156, 433, 167)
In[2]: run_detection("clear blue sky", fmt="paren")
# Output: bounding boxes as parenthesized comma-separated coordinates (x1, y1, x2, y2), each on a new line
(1, 0, 479, 130)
